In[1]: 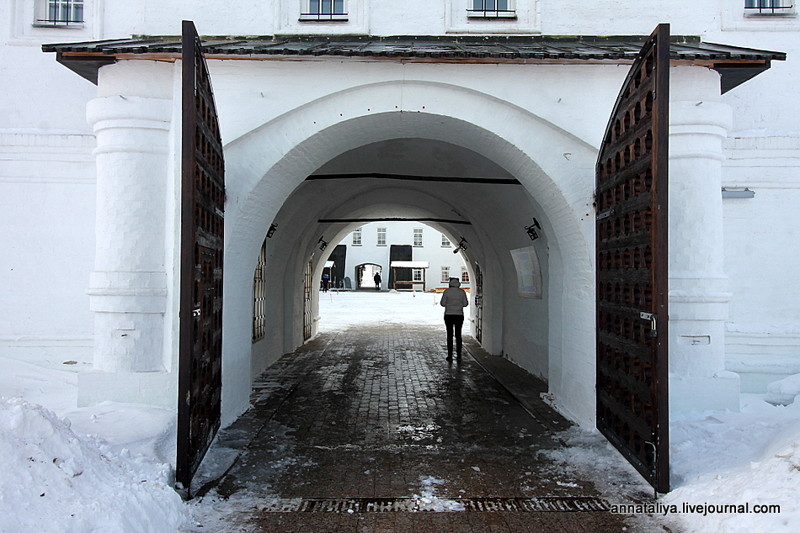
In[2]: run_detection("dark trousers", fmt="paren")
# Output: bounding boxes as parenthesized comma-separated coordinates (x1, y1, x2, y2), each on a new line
(444, 314, 464, 356)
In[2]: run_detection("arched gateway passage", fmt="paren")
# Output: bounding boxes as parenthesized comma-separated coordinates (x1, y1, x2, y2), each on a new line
(221, 84, 600, 443)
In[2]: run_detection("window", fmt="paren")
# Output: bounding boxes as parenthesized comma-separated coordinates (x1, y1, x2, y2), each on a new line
(744, 0, 795, 14)
(413, 269, 423, 282)
(413, 228, 423, 247)
(461, 267, 470, 284)
(301, 0, 348, 20)
(441, 234, 451, 247)
(35, 0, 84, 26)
(252, 239, 267, 342)
(377, 227, 386, 246)
(441, 266, 450, 283)
(352, 228, 362, 246)
(468, 0, 516, 18)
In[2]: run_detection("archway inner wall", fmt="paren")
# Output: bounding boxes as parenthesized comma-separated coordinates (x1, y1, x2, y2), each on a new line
(219, 68, 602, 427)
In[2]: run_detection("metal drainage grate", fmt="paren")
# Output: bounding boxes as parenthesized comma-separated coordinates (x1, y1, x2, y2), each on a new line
(257, 496, 610, 513)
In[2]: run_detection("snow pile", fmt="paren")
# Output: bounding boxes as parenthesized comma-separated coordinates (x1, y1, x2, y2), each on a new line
(0, 357, 78, 412)
(765, 374, 800, 405)
(663, 396, 800, 533)
(0, 398, 186, 533)
(412, 476, 465, 512)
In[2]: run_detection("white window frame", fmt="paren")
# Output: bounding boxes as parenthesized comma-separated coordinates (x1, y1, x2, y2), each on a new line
(413, 228, 423, 247)
(300, 0, 349, 21)
(377, 227, 386, 246)
(441, 234, 451, 247)
(461, 267, 470, 284)
(441, 266, 450, 283)
(34, 0, 85, 27)
(352, 228, 362, 246)
(413, 269, 423, 282)
(722, 0, 799, 28)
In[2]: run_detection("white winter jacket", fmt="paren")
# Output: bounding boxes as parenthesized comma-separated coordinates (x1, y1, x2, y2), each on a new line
(440, 278, 469, 316)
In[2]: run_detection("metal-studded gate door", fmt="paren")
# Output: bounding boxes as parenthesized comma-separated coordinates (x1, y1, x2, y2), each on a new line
(474, 264, 483, 343)
(176, 20, 225, 494)
(595, 24, 670, 493)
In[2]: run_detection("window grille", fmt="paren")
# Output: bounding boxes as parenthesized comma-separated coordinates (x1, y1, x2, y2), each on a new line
(441, 266, 450, 283)
(744, 0, 795, 13)
(413, 228, 423, 247)
(461, 268, 470, 284)
(468, 0, 516, 18)
(352, 228, 362, 246)
(377, 227, 386, 246)
(35, 0, 84, 26)
(252, 239, 267, 342)
(301, 0, 348, 20)
(441, 234, 451, 247)
(413, 269, 423, 282)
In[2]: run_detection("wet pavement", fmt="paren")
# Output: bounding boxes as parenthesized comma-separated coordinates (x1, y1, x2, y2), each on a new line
(186, 325, 669, 532)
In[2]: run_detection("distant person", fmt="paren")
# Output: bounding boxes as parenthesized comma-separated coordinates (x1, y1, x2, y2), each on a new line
(440, 277, 469, 362)
(374, 272, 382, 290)
(321, 273, 330, 292)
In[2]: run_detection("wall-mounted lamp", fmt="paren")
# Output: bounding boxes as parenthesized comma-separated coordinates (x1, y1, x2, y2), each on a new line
(318, 237, 328, 251)
(267, 223, 278, 238)
(524, 218, 542, 240)
(722, 187, 755, 199)
(453, 237, 468, 254)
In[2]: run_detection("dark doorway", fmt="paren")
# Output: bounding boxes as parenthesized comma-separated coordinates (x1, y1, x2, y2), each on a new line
(388, 244, 412, 289)
(327, 244, 347, 289)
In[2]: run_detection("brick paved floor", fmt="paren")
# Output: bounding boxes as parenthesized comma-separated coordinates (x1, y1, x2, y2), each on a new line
(185, 325, 670, 533)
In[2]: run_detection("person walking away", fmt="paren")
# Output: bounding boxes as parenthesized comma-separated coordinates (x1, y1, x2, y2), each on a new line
(440, 277, 468, 362)
(374, 272, 381, 290)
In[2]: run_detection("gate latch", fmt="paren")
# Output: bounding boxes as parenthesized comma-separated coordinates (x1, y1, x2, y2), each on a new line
(640, 312, 657, 338)
(193, 307, 202, 318)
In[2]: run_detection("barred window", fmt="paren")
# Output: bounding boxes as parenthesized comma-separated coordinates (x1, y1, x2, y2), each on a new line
(461, 267, 470, 284)
(441, 266, 450, 283)
(35, 0, 84, 26)
(377, 227, 386, 246)
(252, 238, 267, 342)
(744, 0, 794, 14)
(301, 0, 348, 20)
(413, 228, 423, 247)
(352, 228, 362, 246)
(468, 0, 516, 18)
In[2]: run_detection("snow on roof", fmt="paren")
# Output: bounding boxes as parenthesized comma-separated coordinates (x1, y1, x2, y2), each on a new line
(390, 261, 429, 268)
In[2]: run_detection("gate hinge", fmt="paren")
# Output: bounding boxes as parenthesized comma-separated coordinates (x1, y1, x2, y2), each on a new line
(596, 208, 615, 221)
(640, 312, 657, 338)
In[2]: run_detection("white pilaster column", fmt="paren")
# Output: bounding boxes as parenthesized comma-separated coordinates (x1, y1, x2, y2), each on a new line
(668, 67, 738, 412)
(86, 95, 172, 372)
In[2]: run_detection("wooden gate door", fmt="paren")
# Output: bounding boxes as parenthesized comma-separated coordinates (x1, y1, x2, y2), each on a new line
(303, 260, 313, 340)
(595, 24, 670, 493)
(176, 20, 225, 495)
(473, 263, 483, 343)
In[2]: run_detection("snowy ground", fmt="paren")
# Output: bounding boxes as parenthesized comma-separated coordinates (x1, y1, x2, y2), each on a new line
(1, 291, 799, 532)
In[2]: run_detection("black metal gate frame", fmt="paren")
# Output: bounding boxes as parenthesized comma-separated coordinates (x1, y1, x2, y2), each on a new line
(595, 24, 670, 493)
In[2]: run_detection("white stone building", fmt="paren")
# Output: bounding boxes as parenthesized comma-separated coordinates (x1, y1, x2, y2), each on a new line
(330, 221, 470, 291)
(2, 0, 799, 490)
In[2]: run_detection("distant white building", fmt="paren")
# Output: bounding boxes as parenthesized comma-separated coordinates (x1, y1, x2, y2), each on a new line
(2, 0, 800, 491)
(328, 221, 469, 291)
